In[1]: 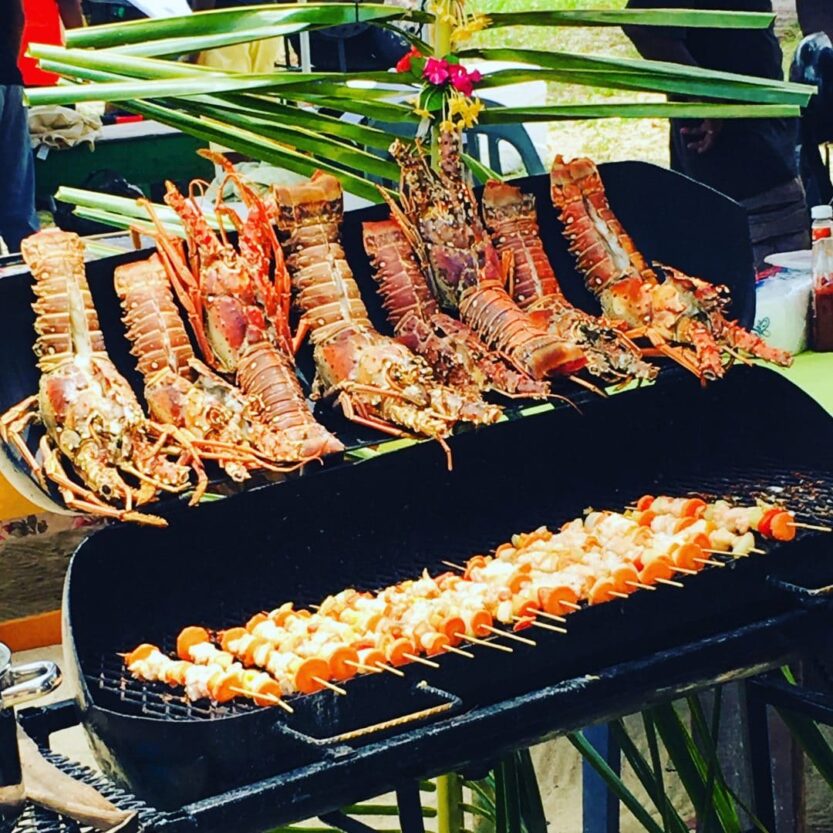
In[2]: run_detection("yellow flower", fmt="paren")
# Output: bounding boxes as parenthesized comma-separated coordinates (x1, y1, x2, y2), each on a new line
(460, 98, 484, 128)
(413, 106, 434, 120)
(439, 119, 456, 133)
(451, 14, 491, 46)
(448, 94, 467, 117)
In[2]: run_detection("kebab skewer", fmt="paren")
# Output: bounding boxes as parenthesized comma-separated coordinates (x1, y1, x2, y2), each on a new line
(124, 496, 819, 707)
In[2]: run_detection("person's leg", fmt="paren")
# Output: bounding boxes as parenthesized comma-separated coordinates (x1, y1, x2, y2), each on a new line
(0, 85, 39, 253)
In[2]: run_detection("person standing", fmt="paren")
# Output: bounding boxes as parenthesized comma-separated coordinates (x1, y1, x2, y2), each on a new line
(0, 0, 39, 253)
(624, 0, 810, 268)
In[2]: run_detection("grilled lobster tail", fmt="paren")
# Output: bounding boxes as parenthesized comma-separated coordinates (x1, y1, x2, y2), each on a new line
(273, 173, 501, 458)
(0, 230, 206, 525)
(550, 156, 792, 380)
(388, 136, 586, 381)
(363, 219, 549, 398)
(28, 230, 107, 371)
(482, 181, 657, 383)
(152, 180, 343, 460)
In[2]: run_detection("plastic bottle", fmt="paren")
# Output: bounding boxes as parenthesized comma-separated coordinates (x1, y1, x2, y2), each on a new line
(811, 205, 833, 351)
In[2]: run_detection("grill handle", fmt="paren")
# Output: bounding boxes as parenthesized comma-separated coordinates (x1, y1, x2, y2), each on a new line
(766, 576, 833, 607)
(277, 683, 462, 748)
(1, 661, 62, 709)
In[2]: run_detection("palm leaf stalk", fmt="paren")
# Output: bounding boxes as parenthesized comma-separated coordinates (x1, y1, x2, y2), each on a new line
(22, 2, 812, 205)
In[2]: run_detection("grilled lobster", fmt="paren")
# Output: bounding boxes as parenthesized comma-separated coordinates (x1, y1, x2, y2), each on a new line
(388, 134, 586, 382)
(272, 172, 501, 462)
(363, 218, 549, 398)
(115, 257, 308, 481)
(148, 180, 343, 460)
(481, 181, 657, 384)
(0, 230, 206, 525)
(550, 156, 792, 380)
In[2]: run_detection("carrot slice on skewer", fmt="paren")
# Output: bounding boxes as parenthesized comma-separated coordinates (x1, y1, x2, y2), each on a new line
(770, 511, 797, 542)
(176, 626, 211, 660)
(442, 616, 466, 645)
(423, 633, 450, 656)
(516, 599, 541, 619)
(674, 516, 697, 534)
(246, 613, 268, 632)
(209, 668, 242, 703)
(252, 676, 284, 708)
(464, 555, 488, 580)
(124, 643, 158, 666)
(639, 556, 674, 585)
(538, 585, 579, 616)
(293, 657, 331, 694)
(325, 645, 359, 681)
(386, 637, 416, 667)
(588, 577, 617, 605)
(508, 572, 531, 594)
(220, 627, 247, 652)
(638, 510, 656, 528)
(358, 647, 386, 670)
(466, 609, 493, 638)
(611, 564, 639, 595)
(758, 508, 780, 538)
(637, 495, 655, 512)
(682, 498, 707, 518)
(673, 543, 704, 572)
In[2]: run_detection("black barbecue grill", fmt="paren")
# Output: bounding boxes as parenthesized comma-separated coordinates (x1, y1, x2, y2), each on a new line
(5, 165, 831, 833)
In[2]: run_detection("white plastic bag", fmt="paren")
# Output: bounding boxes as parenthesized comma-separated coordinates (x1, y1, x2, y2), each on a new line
(755, 252, 813, 355)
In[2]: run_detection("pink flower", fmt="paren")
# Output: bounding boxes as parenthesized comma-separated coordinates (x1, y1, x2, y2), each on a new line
(423, 57, 450, 85)
(395, 46, 421, 74)
(448, 64, 481, 97)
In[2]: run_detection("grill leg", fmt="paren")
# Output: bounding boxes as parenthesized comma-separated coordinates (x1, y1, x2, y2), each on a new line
(745, 681, 777, 833)
(582, 724, 620, 833)
(396, 781, 427, 833)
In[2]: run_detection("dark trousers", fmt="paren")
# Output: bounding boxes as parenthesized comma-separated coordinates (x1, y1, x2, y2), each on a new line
(0, 85, 39, 253)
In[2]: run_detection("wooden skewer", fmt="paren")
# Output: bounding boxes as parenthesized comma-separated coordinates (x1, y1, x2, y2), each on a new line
(610, 591, 629, 600)
(625, 580, 656, 591)
(534, 609, 568, 623)
(694, 557, 725, 568)
(750, 547, 765, 554)
(513, 616, 568, 635)
(561, 600, 582, 611)
(481, 625, 536, 646)
(441, 560, 466, 571)
(312, 676, 347, 695)
(229, 687, 294, 714)
(403, 652, 440, 669)
(670, 565, 697, 576)
(443, 644, 475, 658)
(344, 660, 382, 674)
(376, 662, 406, 677)
(789, 522, 832, 532)
(455, 633, 513, 652)
(702, 548, 732, 556)
(656, 578, 685, 588)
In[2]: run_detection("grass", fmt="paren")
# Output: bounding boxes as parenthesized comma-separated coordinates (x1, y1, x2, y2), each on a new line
(468, 0, 802, 169)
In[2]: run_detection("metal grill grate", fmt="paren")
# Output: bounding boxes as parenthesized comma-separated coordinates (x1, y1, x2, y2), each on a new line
(10, 746, 159, 833)
(84, 462, 833, 724)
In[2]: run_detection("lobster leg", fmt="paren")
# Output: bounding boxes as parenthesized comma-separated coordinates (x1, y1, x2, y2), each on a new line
(722, 321, 793, 367)
(0, 395, 46, 487)
(645, 329, 702, 378)
(40, 438, 166, 527)
(336, 391, 411, 439)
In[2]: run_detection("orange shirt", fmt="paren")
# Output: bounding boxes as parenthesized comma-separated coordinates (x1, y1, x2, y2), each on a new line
(18, 0, 63, 86)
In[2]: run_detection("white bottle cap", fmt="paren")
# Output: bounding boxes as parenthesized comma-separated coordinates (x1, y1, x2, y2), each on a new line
(812, 205, 833, 220)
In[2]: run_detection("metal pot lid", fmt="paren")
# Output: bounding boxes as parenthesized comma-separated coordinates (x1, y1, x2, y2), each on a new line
(0, 643, 10, 679)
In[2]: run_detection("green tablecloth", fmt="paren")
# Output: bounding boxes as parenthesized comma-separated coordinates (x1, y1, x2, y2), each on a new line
(769, 351, 833, 414)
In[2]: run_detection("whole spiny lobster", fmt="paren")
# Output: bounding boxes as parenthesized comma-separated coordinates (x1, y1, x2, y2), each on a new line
(0, 230, 206, 526)
(481, 181, 657, 384)
(550, 155, 792, 380)
(362, 218, 549, 398)
(387, 134, 587, 383)
(148, 178, 343, 460)
(272, 172, 501, 464)
(114, 256, 308, 481)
